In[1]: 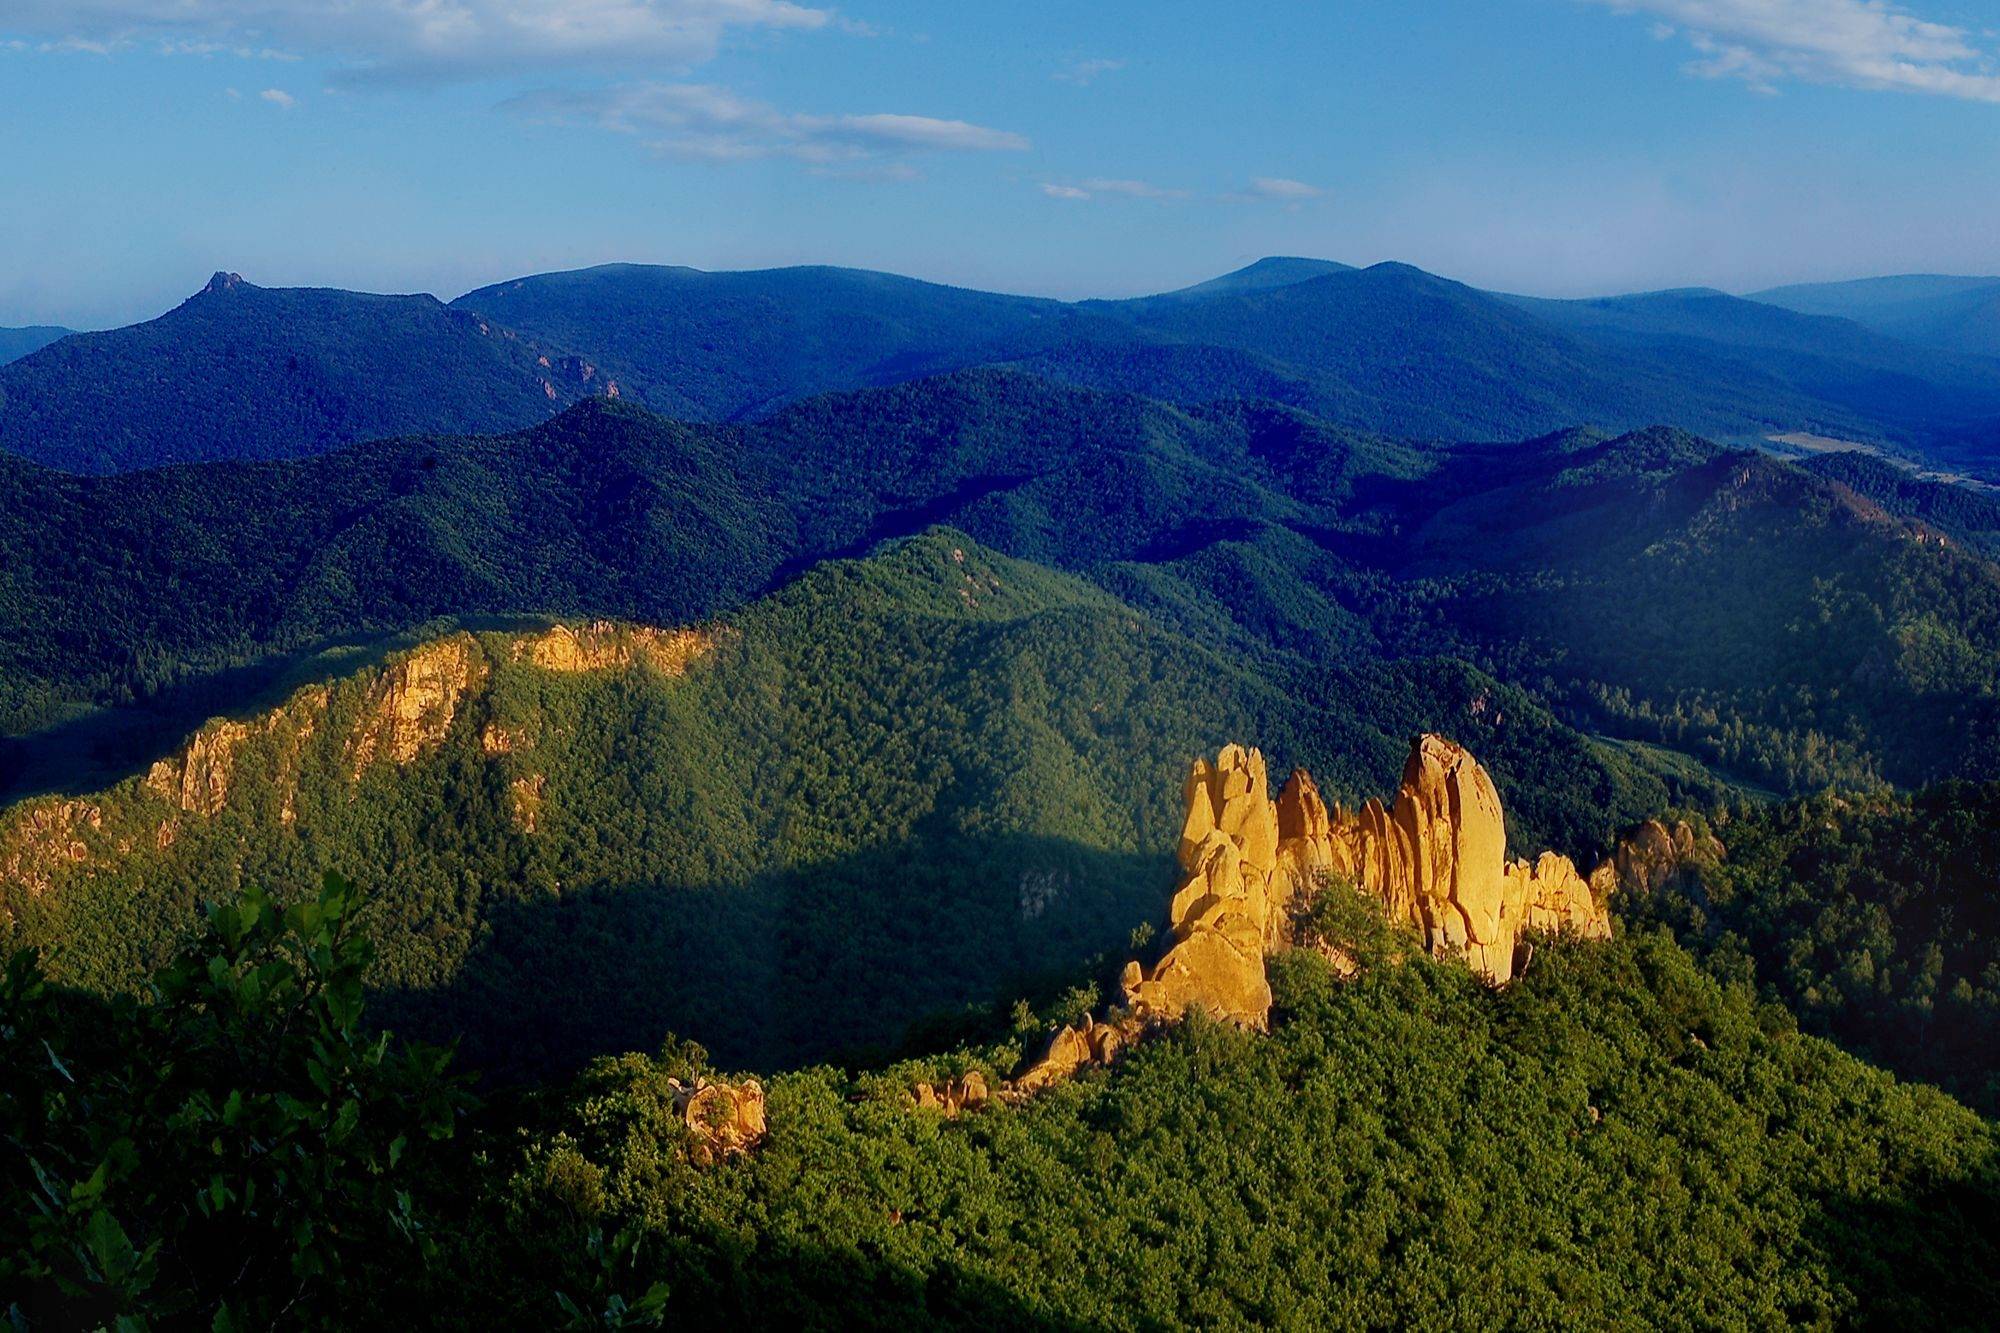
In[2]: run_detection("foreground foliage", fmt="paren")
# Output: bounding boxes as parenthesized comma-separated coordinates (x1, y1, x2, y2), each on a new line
(476, 928, 1999, 1328)
(1, 876, 470, 1329)
(9, 874, 1997, 1327)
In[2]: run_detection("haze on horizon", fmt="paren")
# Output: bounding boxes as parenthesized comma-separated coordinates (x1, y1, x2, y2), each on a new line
(5, 0, 2000, 329)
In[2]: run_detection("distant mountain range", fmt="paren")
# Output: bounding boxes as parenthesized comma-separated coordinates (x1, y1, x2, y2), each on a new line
(0, 273, 608, 472)
(3, 372, 1994, 810)
(1756, 274, 2000, 361)
(0, 324, 71, 365)
(8, 257, 2000, 475)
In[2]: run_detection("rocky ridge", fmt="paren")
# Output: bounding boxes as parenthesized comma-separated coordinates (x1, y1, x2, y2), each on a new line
(996, 736, 1637, 1098)
(0, 623, 719, 913)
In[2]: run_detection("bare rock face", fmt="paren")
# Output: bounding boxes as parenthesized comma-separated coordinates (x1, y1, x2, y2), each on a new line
(144, 686, 329, 824)
(1011, 1013, 1143, 1094)
(509, 774, 547, 833)
(1588, 818, 1724, 902)
(1003, 734, 1625, 1102)
(347, 636, 485, 774)
(0, 800, 102, 900)
(911, 1069, 992, 1117)
(514, 622, 715, 676)
(146, 720, 251, 817)
(1123, 745, 1280, 1029)
(669, 1076, 767, 1165)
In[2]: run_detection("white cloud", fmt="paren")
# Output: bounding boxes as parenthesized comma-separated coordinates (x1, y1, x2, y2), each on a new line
(508, 82, 1029, 163)
(260, 87, 295, 108)
(0, 0, 832, 80)
(1245, 176, 1325, 201)
(1039, 177, 1188, 201)
(1053, 56, 1124, 85)
(1587, 0, 2000, 102)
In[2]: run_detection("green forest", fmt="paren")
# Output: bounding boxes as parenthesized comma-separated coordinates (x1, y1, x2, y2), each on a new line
(9, 876, 1998, 1328)
(2, 533, 1709, 1076)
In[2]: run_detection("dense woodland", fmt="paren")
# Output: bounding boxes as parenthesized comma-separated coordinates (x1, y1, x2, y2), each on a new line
(1, 534, 1710, 1076)
(9, 877, 1998, 1327)
(14, 257, 2000, 474)
(4, 373, 1997, 804)
(1627, 782, 2000, 1115)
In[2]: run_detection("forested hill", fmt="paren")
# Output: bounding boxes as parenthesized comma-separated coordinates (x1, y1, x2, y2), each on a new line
(0, 531, 1699, 1077)
(452, 262, 1088, 419)
(0, 273, 610, 471)
(2, 372, 1997, 799)
(0, 325, 70, 365)
(13, 256, 2000, 474)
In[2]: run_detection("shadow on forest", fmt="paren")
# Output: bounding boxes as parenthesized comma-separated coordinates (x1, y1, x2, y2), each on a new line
(631, 1228, 1114, 1331)
(1807, 1169, 2000, 1325)
(0, 614, 571, 802)
(371, 831, 1173, 1084)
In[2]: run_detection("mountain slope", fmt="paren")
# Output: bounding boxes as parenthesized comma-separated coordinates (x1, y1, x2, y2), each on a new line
(0, 273, 610, 471)
(12, 258, 2000, 474)
(1755, 274, 2000, 359)
(1376, 427, 2000, 789)
(476, 927, 2000, 1328)
(0, 531, 1690, 1075)
(451, 262, 1096, 419)
(0, 325, 70, 365)
(2, 373, 1997, 803)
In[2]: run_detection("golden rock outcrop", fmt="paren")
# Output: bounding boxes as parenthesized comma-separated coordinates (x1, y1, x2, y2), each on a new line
(911, 1069, 992, 1117)
(347, 635, 485, 774)
(1, 620, 722, 903)
(1121, 745, 1282, 1029)
(0, 800, 103, 899)
(668, 1076, 767, 1164)
(1588, 817, 1723, 902)
(143, 686, 328, 822)
(513, 622, 715, 676)
(1009, 734, 1621, 1097)
(145, 720, 252, 817)
(1268, 735, 1613, 986)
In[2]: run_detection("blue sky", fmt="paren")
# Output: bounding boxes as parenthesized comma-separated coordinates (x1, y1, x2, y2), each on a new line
(5, 1, 2000, 327)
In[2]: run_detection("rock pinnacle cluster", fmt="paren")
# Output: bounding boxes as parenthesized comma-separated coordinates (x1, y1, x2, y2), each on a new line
(1008, 735, 1618, 1094)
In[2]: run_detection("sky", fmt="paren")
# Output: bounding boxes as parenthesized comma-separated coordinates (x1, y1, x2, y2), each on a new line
(5, 0, 2000, 328)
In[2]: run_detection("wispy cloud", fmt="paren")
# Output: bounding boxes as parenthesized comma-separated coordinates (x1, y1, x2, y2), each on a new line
(507, 82, 1029, 164)
(1243, 176, 1325, 201)
(1588, 0, 2000, 101)
(1053, 56, 1124, 85)
(1039, 176, 1188, 201)
(0, 0, 833, 81)
(260, 87, 296, 109)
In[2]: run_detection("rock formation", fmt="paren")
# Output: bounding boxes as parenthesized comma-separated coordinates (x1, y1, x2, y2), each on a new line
(347, 635, 485, 774)
(1121, 744, 1283, 1029)
(1010, 735, 1622, 1096)
(513, 622, 715, 676)
(509, 774, 547, 834)
(668, 1076, 767, 1164)
(145, 720, 252, 817)
(0, 800, 102, 899)
(1219, 737, 1614, 985)
(911, 1069, 992, 1117)
(0, 620, 720, 903)
(1587, 818, 1723, 901)
(145, 686, 328, 821)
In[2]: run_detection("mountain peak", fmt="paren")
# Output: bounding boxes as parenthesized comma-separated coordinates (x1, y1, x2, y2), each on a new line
(1153, 255, 1352, 301)
(202, 271, 247, 295)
